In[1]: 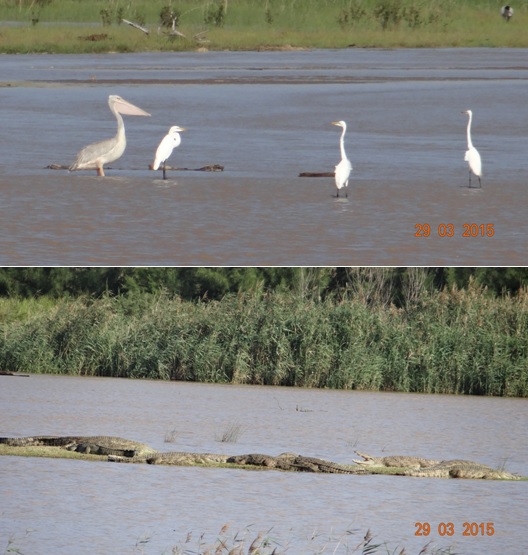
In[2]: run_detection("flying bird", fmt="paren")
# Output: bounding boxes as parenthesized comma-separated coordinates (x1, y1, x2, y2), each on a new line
(331, 120, 352, 198)
(462, 110, 482, 188)
(151, 125, 187, 179)
(69, 95, 150, 176)
(501, 5, 513, 21)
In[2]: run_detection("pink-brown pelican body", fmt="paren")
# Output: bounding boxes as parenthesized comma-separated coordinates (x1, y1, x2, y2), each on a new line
(69, 95, 150, 176)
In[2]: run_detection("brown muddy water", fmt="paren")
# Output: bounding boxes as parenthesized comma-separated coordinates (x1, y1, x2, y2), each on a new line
(1, 374, 527, 554)
(0, 49, 527, 265)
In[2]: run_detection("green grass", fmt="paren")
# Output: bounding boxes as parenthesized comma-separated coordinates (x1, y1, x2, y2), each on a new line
(0, 0, 527, 53)
(0, 443, 107, 461)
(1, 284, 527, 396)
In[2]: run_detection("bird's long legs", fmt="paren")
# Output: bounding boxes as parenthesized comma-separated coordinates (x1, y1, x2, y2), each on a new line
(468, 171, 482, 189)
(162, 161, 167, 180)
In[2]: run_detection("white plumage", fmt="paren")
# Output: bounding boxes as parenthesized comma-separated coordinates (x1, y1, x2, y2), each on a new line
(501, 5, 513, 21)
(463, 110, 482, 188)
(331, 120, 352, 198)
(152, 126, 186, 179)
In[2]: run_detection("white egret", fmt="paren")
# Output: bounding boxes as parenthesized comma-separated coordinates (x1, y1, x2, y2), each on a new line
(331, 120, 352, 198)
(501, 5, 513, 21)
(462, 110, 482, 188)
(69, 95, 150, 177)
(151, 125, 187, 180)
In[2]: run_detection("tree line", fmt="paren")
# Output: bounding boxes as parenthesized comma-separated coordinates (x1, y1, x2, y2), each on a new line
(0, 267, 527, 304)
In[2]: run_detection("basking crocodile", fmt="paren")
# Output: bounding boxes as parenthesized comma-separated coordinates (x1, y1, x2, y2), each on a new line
(0, 436, 156, 458)
(354, 451, 440, 469)
(227, 452, 297, 470)
(402, 460, 520, 480)
(291, 455, 365, 474)
(146, 452, 231, 465)
(353, 451, 520, 480)
(0, 437, 521, 479)
(228, 453, 364, 474)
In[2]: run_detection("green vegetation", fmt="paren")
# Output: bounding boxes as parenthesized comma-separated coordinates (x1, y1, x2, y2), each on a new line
(1, 267, 528, 302)
(1, 267, 527, 397)
(0, 0, 527, 53)
(0, 442, 107, 461)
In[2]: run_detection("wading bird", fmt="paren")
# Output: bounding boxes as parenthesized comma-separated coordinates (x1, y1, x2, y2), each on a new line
(69, 95, 150, 176)
(462, 110, 482, 188)
(151, 125, 187, 179)
(501, 5, 513, 21)
(331, 120, 352, 198)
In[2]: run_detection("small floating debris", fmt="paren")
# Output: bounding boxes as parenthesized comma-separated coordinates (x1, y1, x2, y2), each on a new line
(299, 171, 335, 178)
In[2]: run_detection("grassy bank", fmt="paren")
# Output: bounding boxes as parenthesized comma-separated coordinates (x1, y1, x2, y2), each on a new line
(0, 0, 527, 53)
(1, 285, 527, 396)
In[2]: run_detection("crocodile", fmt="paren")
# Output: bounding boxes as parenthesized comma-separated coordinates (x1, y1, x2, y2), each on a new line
(353, 451, 440, 469)
(0, 436, 157, 458)
(145, 452, 231, 465)
(228, 453, 364, 474)
(291, 455, 365, 474)
(0, 437, 521, 479)
(227, 452, 297, 470)
(401, 460, 520, 480)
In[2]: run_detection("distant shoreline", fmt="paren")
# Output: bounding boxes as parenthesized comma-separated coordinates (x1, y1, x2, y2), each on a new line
(1, 0, 527, 54)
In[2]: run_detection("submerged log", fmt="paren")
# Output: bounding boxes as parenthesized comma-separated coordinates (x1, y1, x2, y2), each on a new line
(47, 164, 224, 172)
(149, 164, 224, 172)
(168, 164, 224, 172)
(299, 171, 335, 178)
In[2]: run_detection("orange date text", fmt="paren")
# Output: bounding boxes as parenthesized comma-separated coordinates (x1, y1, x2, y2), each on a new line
(415, 522, 495, 537)
(415, 223, 494, 238)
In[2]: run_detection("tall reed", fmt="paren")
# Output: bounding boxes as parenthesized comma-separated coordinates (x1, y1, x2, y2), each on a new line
(0, 285, 526, 396)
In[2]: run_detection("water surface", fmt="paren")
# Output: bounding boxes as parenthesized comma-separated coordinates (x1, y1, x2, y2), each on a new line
(1, 374, 527, 554)
(1, 49, 527, 265)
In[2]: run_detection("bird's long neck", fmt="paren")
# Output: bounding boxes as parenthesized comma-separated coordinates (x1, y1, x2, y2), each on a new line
(466, 113, 474, 149)
(111, 103, 127, 148)
(339, 125, 347, 161)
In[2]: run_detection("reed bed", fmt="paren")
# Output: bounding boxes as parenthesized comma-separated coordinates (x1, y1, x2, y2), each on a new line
(1, 284, 527, 397)
(4, 524, 456, 555)
(134, 524, 457, 554)
(1, 0, 527, 52)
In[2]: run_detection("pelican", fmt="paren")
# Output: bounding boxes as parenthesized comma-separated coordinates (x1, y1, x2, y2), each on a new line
(331, 120, 352, 198)
(462, 110, 482, 188)
(151, 125, 187, 180)
(501, 5, 513, 21)
(69, 95, 150, 176)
